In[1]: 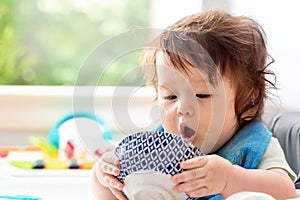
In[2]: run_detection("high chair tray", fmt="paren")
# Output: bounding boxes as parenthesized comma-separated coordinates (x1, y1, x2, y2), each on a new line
(7, 164, 91, 177)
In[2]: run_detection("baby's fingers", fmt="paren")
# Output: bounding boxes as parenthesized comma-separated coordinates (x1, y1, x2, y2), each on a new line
(100, 161, 120, 176)
(104, 174, 126, 199)
(172, 167, 207, 184)
(110, 187, 128, 200)
(180, 156, 207, 169)
(99, 152, 120, 176)
(173, 178, 206, 194)
(104, 174, 124, 190)
(172, 156, 207, 184)
(101, 151, 119, 166)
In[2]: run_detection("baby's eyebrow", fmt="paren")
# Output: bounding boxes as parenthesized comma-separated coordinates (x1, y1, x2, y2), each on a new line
(157, 83, 170, 89)
(157, 84, 171, 90)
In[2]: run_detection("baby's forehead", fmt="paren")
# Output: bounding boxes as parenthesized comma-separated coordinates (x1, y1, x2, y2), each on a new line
(156, 52, 219, 84)
(155, 51, 220, 86)
(155, 66, 222, 95)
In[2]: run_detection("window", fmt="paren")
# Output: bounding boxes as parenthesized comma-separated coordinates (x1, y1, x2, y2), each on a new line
(0, 0, 151, 85)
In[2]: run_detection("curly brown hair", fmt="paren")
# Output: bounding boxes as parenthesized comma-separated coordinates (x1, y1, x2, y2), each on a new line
(142, 10, 276, 129)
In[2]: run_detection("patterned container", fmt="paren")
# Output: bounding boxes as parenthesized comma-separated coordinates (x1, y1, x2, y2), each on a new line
(115, 131, 204, 183)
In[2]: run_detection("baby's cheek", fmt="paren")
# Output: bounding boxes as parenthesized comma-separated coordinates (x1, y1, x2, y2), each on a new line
(158, 102, 170, 123)
(158, 104, 166, 122)
(158, 102, 179, 134)
(161, 114, 178, 134)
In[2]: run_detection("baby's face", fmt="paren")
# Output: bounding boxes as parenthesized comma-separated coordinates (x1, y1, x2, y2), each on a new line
(156, 55, 237, 153)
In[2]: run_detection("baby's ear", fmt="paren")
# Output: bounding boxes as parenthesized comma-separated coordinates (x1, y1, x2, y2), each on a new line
(251, 88, 259, 103)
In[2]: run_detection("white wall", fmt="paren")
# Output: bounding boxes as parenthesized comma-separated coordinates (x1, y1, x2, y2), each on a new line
(152, 0, 202, 28)
(229, 0, 300, 111)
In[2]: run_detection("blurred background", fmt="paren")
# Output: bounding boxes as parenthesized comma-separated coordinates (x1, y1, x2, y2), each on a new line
(0, 0, 151, 86)
(1, 0, 300, 99)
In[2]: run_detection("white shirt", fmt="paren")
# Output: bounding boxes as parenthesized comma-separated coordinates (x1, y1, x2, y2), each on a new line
(257, 137, 297, 181)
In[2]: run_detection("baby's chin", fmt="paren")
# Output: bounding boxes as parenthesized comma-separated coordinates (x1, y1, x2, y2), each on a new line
(200, 140, 223, 154)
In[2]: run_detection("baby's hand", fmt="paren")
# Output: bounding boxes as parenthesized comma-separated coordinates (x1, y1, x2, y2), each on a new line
(172, 155, 233, 198)
(94, 151, 127, 200)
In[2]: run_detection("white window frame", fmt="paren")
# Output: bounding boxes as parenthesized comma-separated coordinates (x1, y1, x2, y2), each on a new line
(0, 86, 158, 145)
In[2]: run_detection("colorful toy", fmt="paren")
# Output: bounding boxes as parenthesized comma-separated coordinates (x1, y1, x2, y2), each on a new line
(48, 112, 114, 161)
(6, 112, 114, 171)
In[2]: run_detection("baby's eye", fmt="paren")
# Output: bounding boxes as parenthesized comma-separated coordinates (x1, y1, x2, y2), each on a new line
(164, 95, 177, 100)
(196, 94, 211, 99)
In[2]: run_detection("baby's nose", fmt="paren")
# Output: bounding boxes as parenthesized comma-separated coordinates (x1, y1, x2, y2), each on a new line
(176, 101, 195, 116)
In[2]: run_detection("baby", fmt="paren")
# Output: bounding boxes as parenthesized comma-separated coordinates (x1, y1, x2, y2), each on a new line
(91, 10, 296, 200)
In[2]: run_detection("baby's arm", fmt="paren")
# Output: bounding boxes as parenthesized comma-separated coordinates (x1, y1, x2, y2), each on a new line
(90, 152, 127, 200)
(223, 164, 295, 199)
(172, 155, 296, 199)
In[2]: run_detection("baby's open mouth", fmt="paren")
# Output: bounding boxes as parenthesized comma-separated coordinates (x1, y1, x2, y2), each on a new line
(180, 125, 196, 139)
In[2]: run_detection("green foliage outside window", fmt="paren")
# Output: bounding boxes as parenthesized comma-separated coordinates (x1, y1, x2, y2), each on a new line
(0, 0, 151, 85)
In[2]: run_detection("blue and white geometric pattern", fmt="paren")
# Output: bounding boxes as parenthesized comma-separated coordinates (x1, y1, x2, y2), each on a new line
(115, 131, 204, 184)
